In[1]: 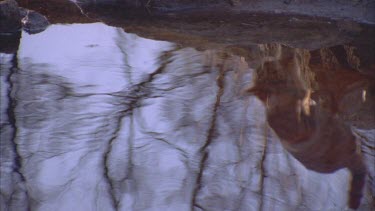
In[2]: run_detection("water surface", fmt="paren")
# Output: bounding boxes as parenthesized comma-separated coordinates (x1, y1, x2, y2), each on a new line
(1, 22, 374, 211)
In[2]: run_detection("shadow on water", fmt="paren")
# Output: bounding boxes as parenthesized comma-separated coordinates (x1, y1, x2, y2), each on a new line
(0, 22, 374, 211)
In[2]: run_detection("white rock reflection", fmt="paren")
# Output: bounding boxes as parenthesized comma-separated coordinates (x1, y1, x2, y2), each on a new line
(0, 23, 373, 211)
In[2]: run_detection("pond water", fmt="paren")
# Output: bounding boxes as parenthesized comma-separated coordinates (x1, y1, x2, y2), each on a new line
(0, 22, 374, 211)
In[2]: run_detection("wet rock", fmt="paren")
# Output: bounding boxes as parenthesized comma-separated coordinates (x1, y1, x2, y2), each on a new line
(0, 32, 21, 53)
(0, 0, 22, 34)
(20, 8, 50, 34)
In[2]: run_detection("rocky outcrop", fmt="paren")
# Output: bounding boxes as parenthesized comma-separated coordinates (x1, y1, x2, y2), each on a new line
(20, 8, 50, 34)
(0, 0, 49, 36)
(0, 0, 22, 34)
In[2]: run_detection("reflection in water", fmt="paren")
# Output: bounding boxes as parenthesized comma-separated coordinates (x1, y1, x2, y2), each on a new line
(246, 45, 368, 209)
(0, 23, 374, 211)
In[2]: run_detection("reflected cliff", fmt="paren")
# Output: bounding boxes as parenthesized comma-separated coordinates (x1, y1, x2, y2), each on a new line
(0, 23, 374, 211)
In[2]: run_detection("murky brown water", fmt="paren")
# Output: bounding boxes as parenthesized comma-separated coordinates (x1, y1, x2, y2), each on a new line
(1, 2, 374, 210)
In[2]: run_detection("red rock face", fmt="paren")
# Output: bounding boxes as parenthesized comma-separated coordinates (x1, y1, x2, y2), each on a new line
(248, 44, 370, 209)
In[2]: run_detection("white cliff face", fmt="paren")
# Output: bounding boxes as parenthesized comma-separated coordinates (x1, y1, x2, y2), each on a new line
(0, 23, 373, 211)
